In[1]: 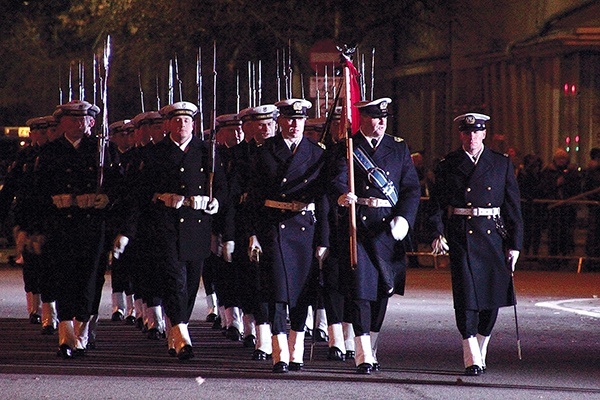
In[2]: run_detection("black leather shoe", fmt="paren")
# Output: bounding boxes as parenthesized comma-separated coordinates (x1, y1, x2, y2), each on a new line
(168, 348, 176, 357)
(29, 313, 41, 324)
(243, 334, 256, 348)
(211, 316, 222, 330)
(41, 325, 56, 335)
(135, 317, 144, 330)
(372, 362, 381, 371)
(252, 349, 271, 360)
(86, 340, 96, 350)
(356, 362, 372, 374)
(177, 345, 195, 360)
(124, 315, 136, 325)
(314, 328, 329, 342)
(111, 311, 124, 322)
(57, 344, 73, 359)
(225, 326, 242, 341)
(206, 313, 218, 322)
(327, 346, 346, 361)
(346, 350, 355, 359)
(465, 365, 484, 376)
(74, 347, 87, 357)
(272, 361, 288, 373)
(289, 361, 303, 371)
(147, 328, 164, 340)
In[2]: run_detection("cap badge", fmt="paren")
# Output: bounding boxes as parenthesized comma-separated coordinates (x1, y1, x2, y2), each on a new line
(293, 101, 303, 111)
(465, 115, 475, 125)
(379, 101, 388, 110)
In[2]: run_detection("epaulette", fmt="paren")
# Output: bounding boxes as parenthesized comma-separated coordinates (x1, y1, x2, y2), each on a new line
(316, 142, 326, 150)
(385, 133, 404, 142)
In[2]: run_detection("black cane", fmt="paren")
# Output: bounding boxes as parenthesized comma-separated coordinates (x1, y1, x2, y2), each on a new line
(309, 258, 325, 361)
(511, 269, 522, 360)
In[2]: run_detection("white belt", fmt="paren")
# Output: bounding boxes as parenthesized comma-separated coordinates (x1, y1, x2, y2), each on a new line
(356, 197, 392, 208)
(452, 207, 500, 217)
(264, 200, 315, 212)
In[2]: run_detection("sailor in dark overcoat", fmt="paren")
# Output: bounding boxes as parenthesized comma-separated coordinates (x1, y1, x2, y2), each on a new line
(35, 100, 114, 358)
(115, 101, 226, 360)
(335, 98, 421, 374)
(247, 99, 329, 373)
(428, 112, 523, 376)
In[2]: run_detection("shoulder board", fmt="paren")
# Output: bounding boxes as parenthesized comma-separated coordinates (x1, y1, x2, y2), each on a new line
(316, 142, 326, 150)
(385, 134, 404, 142)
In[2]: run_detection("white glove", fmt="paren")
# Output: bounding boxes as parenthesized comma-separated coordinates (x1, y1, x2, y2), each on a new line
(52, 194, 73, 208)
(431, 235, 449, 255)
(337, 192, 357, 207)
(248, 235, 262, 262)
(205, 198, 219, 215)
(315, 246, 329, 268)
(94, 193, 109, 209)
(390, 216, 409, 241)
(158, 193, 185, 209)
(112, 234, 129, 259)
(222, 241, 235, 262)
(507, 249, 520, 272)
(76, 193, 96, 209)
(190, 195, 210, 210)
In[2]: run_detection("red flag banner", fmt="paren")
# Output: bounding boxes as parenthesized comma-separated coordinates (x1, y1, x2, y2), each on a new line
(344, 59, 361, 133)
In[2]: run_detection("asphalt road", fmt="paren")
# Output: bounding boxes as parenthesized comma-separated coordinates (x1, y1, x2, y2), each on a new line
(0, 264, 598, 400)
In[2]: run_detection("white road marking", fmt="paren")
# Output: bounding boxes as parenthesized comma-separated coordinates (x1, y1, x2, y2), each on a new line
(535, 298, 600, 318)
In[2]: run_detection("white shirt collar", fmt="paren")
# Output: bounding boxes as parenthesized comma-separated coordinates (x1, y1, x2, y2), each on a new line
(171, 135, 193, 152)
(284, 137, 302, 152)
(65, 135, 82, 149)
(464, 145, 484, 164)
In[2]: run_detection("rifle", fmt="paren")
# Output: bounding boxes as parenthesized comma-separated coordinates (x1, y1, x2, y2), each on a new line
(257, 60, 262, 106)
(168, 59, 174, 104)
(174, 54, 183, 102)
(208, 41, 217, 200)
(319, 78, 344, 146)
(287, 39, 293, 98)
(324, 65, 328, 113)
(247, 61, 252, 108)
(196, 47, 204, 135)
(236, 70, 240, 113)
(339, 45, 358, 270)
(68, 62, 73, 101)
(276, 49, 281, 101)
(79, 60, 85, 101)
(58, 67, 63, 105)
(98, 35, 111, 191)
(138, 70, 145, 113)
(92, 55, 97, 105)
(155, 75, 161, 110)
(370, 48, 375, 100)
(315, 69, 320, 118)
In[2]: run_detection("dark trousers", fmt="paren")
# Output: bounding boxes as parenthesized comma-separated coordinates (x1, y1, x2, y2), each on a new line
(455, 308, 499, 338)
(351, 297, 389, 336)
(163, 258, 204, 324)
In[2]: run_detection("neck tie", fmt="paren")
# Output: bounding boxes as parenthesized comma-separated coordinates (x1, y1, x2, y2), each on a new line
(290, 143, 296, 153)
(371, 138, 378, 149)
